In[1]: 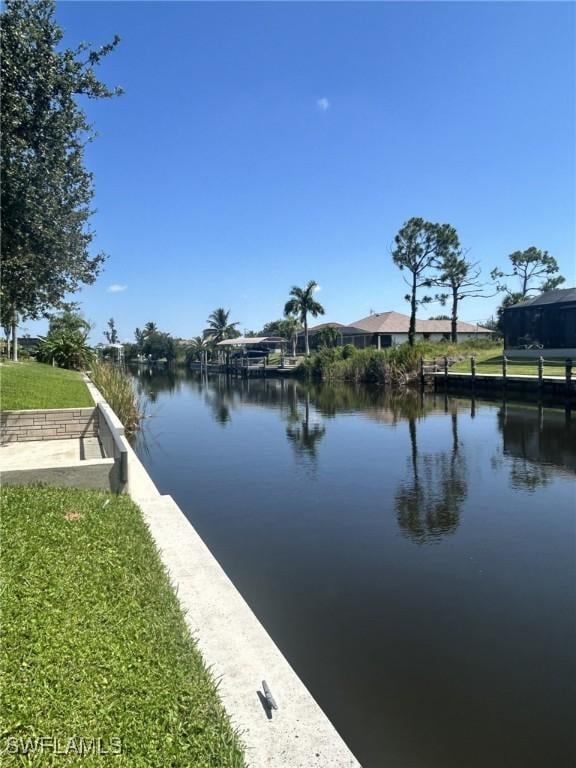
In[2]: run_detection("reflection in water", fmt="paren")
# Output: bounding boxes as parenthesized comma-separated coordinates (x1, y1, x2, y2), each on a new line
(130, 367, 576, 768)
(285, 391, 326, 470)
(494, 404, 576, 490)
(395, 411, 467, 543)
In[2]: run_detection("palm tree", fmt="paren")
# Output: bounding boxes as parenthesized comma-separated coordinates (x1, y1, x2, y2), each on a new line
(284, 280, 325, 355)
(144, 321, 158, 337)
(205, 308, 240, 343)
(186, 335, 214, 366)
(277, 317, 302, 356)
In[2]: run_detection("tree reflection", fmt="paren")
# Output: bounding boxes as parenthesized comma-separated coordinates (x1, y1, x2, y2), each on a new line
(285, 392, 326, 468)
(203, 376, 234, 426)
(395, 411, 467, 543)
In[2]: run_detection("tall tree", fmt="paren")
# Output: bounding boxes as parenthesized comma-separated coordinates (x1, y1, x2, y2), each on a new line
(1, 0, 121, 359)
(134, 327, 145, 354)
(143, 322, 158, 337)
(205, 308, 240, 343)
(104, 317, 119, 344)
(391, 218, 443, 346)
(491, 247, 565, 300)
(284, 280, 325, 355)
(427, 237, 493, 342)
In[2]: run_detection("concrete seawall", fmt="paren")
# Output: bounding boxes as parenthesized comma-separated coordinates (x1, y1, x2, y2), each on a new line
(85, 379, 362, 768)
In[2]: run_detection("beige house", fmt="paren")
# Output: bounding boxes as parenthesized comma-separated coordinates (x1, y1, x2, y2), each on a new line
(298, 311, 492, 351)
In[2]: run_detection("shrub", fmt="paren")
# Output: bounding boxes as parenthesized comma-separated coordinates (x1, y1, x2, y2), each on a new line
(342, 344, 357, 359)
(90, 361, 143, 435)
(37, 330, 94, 370)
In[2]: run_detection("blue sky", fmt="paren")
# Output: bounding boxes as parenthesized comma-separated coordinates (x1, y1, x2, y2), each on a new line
(25, 1, 575, 342)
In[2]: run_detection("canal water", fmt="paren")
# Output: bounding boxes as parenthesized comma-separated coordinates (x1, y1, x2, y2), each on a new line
(131, 368, 575, 768)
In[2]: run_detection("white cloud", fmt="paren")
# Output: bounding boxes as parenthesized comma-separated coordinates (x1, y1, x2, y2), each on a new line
(316, 97, 330, 112)
(107, 284, 127, 293)
(314, 284, 322, 292)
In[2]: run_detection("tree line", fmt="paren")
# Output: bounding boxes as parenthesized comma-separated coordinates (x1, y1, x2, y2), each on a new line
(1, 2, 566, 364)
(390, 217, 564, 346)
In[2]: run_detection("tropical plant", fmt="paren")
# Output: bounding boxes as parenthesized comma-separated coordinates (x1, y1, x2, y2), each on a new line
(277, 317, 302, 356)
(37, 330, 94, 370)
(284, 280, 325, 355)
(185, 335, 214, 365)
(144, 322, 158, 337)
(315, 326, 341, 349)
(205, 308, 240, 343)
(36, 310, 94, 369)
(1, 0, 121, 359)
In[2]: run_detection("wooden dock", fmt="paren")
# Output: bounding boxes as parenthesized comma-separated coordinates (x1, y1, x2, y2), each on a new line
(431, 370, 575, 402)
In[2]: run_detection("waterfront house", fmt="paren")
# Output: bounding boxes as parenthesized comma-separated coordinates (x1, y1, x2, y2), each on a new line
(502, 288, 576, 358)
(297, 312, 492, 351)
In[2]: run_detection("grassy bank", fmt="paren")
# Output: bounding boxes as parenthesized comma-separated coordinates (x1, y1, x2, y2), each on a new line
(0, 361, 93, 410)
(0, 486, 245, 767)
(451, 349, 568, 377)
(300, 340, 502, 384)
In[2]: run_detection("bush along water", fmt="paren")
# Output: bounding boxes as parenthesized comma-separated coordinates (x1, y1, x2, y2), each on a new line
(90, 361, 143, 436)
(299, 340, 501, 385)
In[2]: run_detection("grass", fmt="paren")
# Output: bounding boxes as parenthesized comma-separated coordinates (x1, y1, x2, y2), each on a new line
(450, 349, 568, 377)
(0, 360, 93, 410)
(301, 340, 502, 384)
(89, 361, 143, 435)
(0, 486, 245, 767)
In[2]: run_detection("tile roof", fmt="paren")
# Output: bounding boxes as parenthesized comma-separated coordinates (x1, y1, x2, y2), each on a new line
(350, 311, 491, 334)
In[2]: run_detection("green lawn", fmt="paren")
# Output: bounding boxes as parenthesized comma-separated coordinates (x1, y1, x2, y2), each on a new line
(0, 486, 245, 767)
(450, 352, 567, 377)
(0, 361, 93, 410)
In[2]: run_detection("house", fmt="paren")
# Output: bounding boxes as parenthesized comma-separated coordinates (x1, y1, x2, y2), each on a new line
(297, 311, 492, 351)
(502, 288, 576, 358)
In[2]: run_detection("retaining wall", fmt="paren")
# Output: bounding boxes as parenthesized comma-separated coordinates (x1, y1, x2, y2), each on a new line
(1, 407, 99, 444)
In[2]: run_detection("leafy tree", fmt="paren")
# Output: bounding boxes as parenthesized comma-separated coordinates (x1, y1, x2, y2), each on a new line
(495, 291, 526, 333)
(284, 280, 325, 356)
(491, 247, 565, 300)
(391, 218, 444, 346)
(37, 310, 93, 369)
(104, 317, 119, 344)
(47, 308, 91, 336)
(142, 331, 176, 362)
(1, 0, 121, 360)
(428, 315, 451, 320)
(261, 319, 284, 336)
